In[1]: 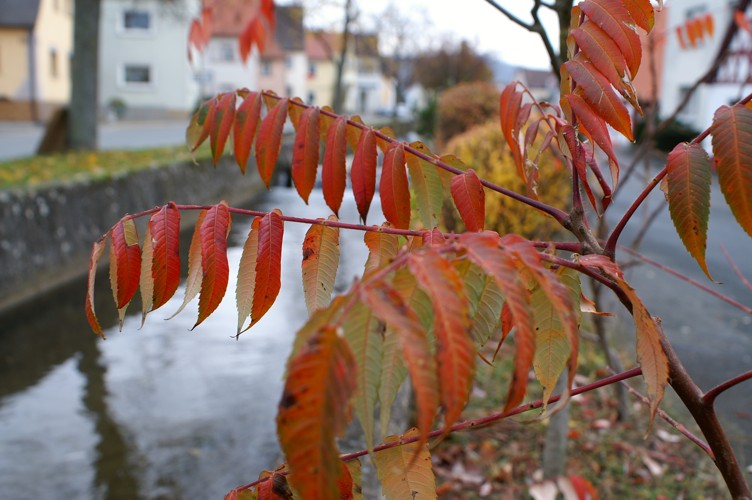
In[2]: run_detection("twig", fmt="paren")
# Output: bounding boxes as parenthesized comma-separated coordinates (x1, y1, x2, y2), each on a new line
(617, 376, 714, 458)
(703, 370, 752, 406)
(619, 246, 752, 316)
(720, 245, 752, 293)
(232, 367, 643, 493)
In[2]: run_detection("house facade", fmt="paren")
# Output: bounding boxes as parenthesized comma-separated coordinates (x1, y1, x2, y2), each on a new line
(98, 0, 201, 120)
(659, 0, 752, 132)
(257, 6, 306, 99)
(0, 0, 73, 121)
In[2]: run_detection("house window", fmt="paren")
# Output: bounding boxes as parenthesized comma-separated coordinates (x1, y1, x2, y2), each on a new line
(262, 61, 272, 76)
(218, 42, 234, 62)
(123, 64, 152, 85)
(122, 10, 151, 32)
(50, 49, 58, 78)
(307, 91, 315, 104)
(308, 62, 316, 78)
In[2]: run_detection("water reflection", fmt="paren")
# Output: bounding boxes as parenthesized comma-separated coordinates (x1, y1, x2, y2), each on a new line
(0, 187, 376, 499)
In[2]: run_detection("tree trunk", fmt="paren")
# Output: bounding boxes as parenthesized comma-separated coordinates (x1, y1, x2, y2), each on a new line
(333, 0, 354, 114)
(69, 0, 101, 151)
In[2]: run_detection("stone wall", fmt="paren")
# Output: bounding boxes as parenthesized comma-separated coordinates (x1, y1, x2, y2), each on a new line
(0, 156, 267, 312)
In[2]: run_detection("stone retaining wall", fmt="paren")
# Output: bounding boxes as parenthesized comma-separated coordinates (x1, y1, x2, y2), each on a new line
(0, 156, 267, 312)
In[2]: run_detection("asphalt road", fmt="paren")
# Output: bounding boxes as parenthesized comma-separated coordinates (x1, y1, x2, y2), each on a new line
(0, 120, 189, 161)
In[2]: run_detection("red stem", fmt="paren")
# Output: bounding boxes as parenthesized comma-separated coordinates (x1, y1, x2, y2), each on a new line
(703, 370, 752, 406)
(232, 367, 643, 493)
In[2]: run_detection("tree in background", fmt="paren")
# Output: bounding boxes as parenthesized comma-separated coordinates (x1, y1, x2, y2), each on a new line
(68, 0, 100, 151)
(412, 40, 492, 92)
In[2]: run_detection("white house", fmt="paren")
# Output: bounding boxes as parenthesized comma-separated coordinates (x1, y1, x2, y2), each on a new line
(659, 0, 752, 132)
(98, 0, 202, 119)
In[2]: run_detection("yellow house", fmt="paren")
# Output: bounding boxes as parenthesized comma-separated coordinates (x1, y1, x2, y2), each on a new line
(0, 0, 73, 121)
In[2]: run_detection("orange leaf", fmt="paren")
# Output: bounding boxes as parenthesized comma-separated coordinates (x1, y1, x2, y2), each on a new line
(711, 105, 752, 237)
(581, 255, 668, 425)
(623, 0, 654, 32)
(260, 0, 275, 30)
(450, 169, 485, 232)
(362, 283, 439, 450)
(85, 238, 107, 337)
(363, 228, 400, 276)
(277, 327, 356, 499)
(380, 143, 411, 229)
(580, 0, 642, 77)
(234, 91, 262, 174)
(195, 202, 231, 328)
(291, 106, 321, 203)
(666, 143, 712, 279)
(408, 249, 474, 431)
(150, 203, 182, 310)
(570, 21, 628, 89)
(351, 128, 378, 223)
(323, 117, 347, 216)
(252, 209, 284, 325)
(109, 218, 141, 310)
(565, 57, 633, 141)
(240, 15, 266, 62)
(186, 97, 214, 152)
(460, 232, 535, 409)
(256, 98, 289, 188)
(210, 92, 236, 165)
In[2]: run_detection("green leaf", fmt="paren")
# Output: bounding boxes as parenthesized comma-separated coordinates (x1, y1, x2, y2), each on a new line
(342, 301, 384, 452)
(666, 142, 713, 279)
(406, 142, 443, 229)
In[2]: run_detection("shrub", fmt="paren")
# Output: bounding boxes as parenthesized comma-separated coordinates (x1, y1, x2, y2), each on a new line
(441, 121, 569, 240)
(436, 81, 499, 145)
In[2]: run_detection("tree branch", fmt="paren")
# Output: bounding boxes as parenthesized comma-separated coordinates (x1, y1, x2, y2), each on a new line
(703, 370, 752, 406)
(232, 367, 644, 494)
(482, 0, 534, 30)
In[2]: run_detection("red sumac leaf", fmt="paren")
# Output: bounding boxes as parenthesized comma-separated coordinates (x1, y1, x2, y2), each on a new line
(580, 0, 641, 77)
(450, 169, 485, 232)
(234, 91, 263, 174)
(291, 106, 321, 203)
(566, 92, 620, 186)
(110, 218, 141, 310)
(711, 104, 752, 238)
(408, 250, 474, 431)
(499, 83, 525, 180)
(351, 128, 377, 223)
(380, 143, 411, 229)
(195, 202, 231, 328)
(169, 209, 206, 320)
(186, 97, 214, 152)
(666, 143, 712, 279)
(362, 283, 439, 451)
(210, 92, 236, 165)
(323, 116, 347, 216)
(277, 327, 356, 499)
(624, 0, 654, 31)
(150, 203, 182, 310)
(252, 209, 284, 325)
(86, 238, 107, 337)
(256, 97, 289, 188)
(571, 21, 628, 90)
(565, 57, 633, 141)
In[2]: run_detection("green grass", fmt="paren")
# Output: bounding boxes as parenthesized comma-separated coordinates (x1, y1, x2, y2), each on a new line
(0, 144, 212, 190)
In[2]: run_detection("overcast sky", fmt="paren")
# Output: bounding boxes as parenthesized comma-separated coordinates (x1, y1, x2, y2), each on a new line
(289, 0, 561, 69)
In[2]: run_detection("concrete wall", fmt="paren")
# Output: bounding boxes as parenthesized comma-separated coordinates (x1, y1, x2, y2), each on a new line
(0, 156, 266, 313)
